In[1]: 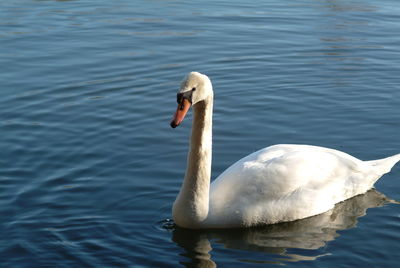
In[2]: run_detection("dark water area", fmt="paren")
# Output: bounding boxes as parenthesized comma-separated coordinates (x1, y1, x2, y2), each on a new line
(0, 0, 399, 267)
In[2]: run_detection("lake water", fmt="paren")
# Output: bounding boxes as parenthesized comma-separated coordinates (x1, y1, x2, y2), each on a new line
(1, 0, 399, 267)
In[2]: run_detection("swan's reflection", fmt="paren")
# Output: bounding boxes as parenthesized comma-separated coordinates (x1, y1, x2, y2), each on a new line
(171, 189, 395, 266)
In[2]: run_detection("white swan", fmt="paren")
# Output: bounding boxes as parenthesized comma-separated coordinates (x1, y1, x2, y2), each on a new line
(170, 72, 400, 229)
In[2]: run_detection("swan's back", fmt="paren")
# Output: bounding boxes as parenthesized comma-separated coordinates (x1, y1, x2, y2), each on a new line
(207, 144, 397, 227)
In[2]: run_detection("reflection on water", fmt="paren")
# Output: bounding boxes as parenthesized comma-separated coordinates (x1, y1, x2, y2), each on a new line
(171, 190, 395, 266)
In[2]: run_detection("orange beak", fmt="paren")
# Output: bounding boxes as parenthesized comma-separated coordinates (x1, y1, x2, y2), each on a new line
(170, 98, 191, 128)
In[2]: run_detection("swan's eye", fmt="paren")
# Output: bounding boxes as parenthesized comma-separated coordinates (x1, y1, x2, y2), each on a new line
(192, 87, 196, 91)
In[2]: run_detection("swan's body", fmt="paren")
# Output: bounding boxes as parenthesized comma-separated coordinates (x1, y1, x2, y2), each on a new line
(170, 72, 400, 229)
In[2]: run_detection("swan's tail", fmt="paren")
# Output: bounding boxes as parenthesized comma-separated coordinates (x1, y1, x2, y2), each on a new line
(366, 153, 400, 175)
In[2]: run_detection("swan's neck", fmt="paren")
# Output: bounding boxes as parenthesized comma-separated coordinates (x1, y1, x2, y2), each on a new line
(173, 94, 213, 228)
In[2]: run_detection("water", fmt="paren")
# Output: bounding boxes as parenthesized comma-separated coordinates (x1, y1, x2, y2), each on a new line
(1, 0, 399, 266)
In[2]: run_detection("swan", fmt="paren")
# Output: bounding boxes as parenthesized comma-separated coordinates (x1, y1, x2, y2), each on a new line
(170, 71, 400, 229)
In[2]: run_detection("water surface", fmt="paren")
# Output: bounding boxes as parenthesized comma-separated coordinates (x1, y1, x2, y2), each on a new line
(1, 0, 399, 267)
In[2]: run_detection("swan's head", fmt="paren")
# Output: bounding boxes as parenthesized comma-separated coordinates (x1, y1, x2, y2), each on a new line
(170, 72, 213, 128)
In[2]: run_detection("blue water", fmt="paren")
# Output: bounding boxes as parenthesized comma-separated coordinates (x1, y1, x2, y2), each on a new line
(1, 0, 399, 267)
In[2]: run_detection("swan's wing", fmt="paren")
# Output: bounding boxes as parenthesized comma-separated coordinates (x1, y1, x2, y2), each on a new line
(209, 144, 374, 225)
